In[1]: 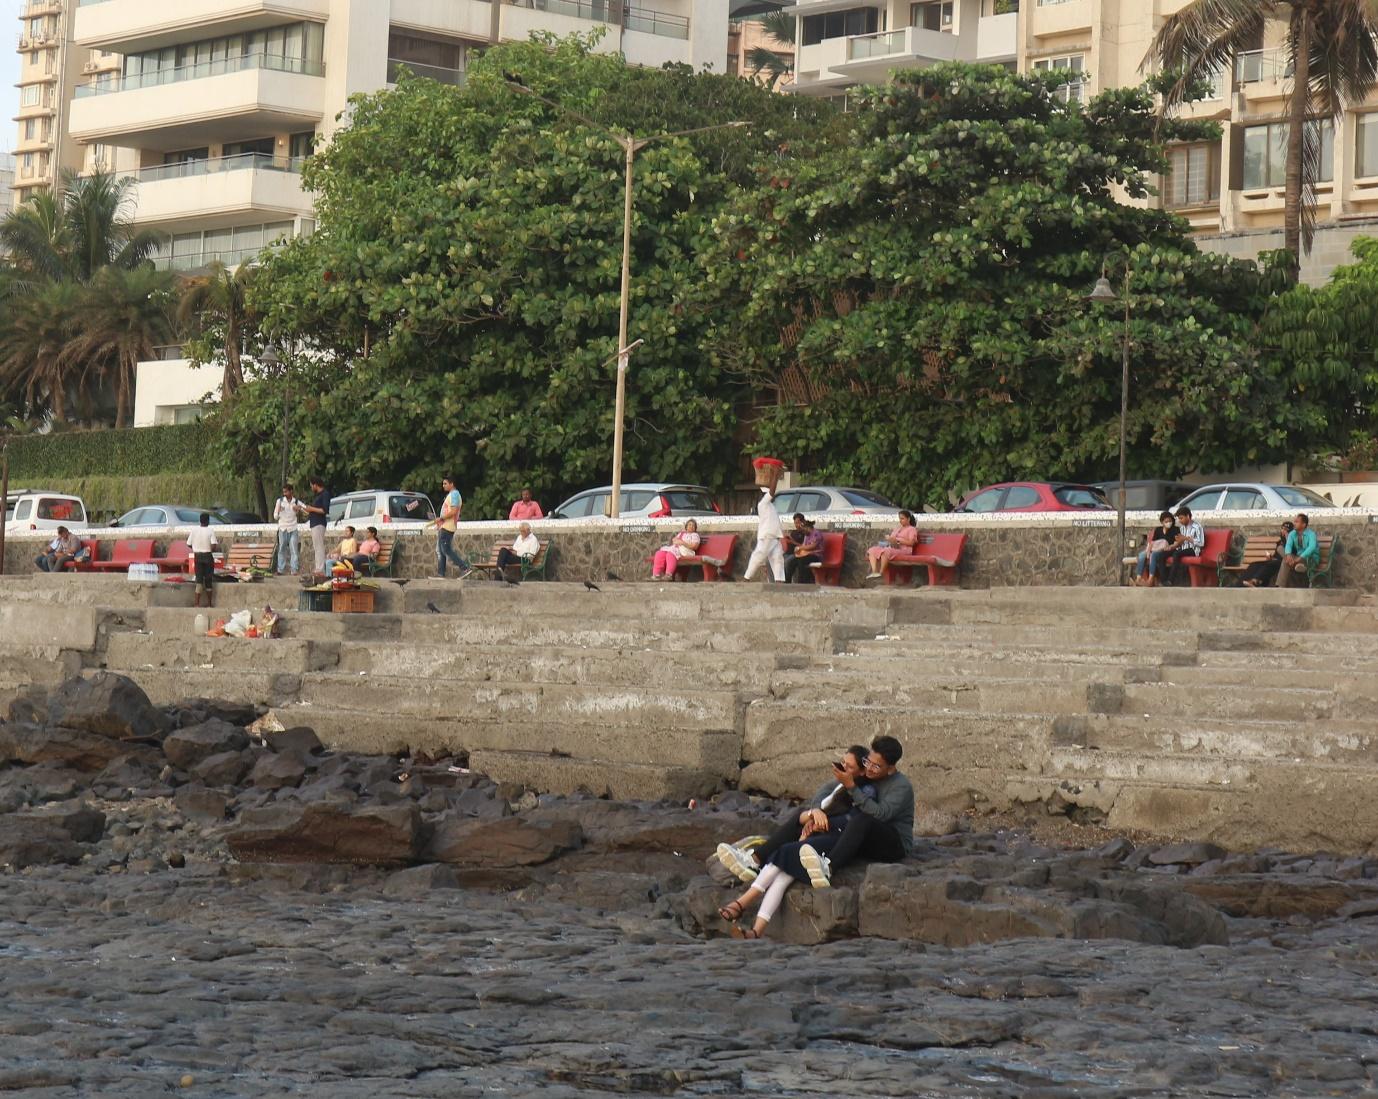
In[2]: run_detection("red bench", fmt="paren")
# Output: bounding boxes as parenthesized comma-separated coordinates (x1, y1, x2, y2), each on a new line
(58, 539, 100, 572)
(672, 532, 737, 581)
(150, 540, 193, 573)
(884, 531, 967, 586)
(778, 531, 847, 586)
(1175, 528, 1233, 588)
(89, 539, 156, 573)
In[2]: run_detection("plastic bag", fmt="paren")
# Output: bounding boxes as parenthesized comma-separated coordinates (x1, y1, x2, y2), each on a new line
(222, 610, 253, 638)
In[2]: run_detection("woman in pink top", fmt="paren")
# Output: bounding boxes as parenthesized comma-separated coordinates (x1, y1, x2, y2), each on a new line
(866, 510, 919, 579)
(651, 519, 702, 579)
(508, 488, 543, 521)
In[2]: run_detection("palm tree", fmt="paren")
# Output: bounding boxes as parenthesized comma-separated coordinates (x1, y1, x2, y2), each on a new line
(59, 267, 176, 428)
(176, 261, 258, 398)
(1149, 1, 1378, 281)
(0, 281, 84, 423)
(744, 11, 795, 88)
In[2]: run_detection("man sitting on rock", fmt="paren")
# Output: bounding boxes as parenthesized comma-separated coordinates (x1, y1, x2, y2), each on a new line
(716, 735, 914, 889)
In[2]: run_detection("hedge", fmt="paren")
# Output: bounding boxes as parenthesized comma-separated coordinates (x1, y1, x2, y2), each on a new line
(13, 474, 257, 522)
(7, 423, 217, 480)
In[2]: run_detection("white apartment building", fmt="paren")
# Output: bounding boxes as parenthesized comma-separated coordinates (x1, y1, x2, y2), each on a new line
(0, 153, 14, 214)
(55, 0, 727, 424)
(785, 0, 1378, 283)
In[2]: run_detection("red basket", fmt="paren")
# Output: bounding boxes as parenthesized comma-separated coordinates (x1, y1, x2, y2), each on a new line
(752, 456, 785, 488)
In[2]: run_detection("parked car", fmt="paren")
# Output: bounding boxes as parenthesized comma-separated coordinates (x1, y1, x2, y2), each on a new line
(550, 483, 720, 519)
(954, 482, 1112, 513)
(111, 505, 230, 528)
(771, 485, 898, 516)
(328, 489, 437, 527)
(4, 490, 88, 533)
(211, 508, 267, 525)
(1092, 480, 1197, 512)
(1170, 483, 1336, 513)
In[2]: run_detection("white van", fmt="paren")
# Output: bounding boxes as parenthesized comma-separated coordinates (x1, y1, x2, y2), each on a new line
(3, 490, 89, 534)
(327, 489, 437, 529)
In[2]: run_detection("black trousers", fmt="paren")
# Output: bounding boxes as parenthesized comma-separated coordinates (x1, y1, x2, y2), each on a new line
(827, 812, 906, 873)
(756, 808, 807, 867)
(784, 553, 821, 584)
(495, 548, 528, 570)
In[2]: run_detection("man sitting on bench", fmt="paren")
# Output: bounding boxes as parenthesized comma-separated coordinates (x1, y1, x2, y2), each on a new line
(495, 522, 539, 577)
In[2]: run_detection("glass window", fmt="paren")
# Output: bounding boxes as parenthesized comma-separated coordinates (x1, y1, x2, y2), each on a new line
(390, 494, 434, 519)
(1242, 120, 1332, 189)
(1220, 489, 1264, 510)
(289, 130, 316, 161)
(961, 488, 1005, 513)
(15, 500, 32, 521)
(327, 499, 347, 522)
(1359, 113, 1378, 179)
(174, 508, 205, 523)
(555, 494, 593, 518)
(773, 492, 799, 514)
(659, 490, 715, 512)
(37, 498, 78, 521)
(1274, 486, 1333, 507)
(20, 85, 39, 106)
(842, 489, 895, 507)
(1166, 142, 1220, 208)
(801, 7, 879, 45)
(1003, 485, 1042, 508)
(1033, 55, 1085, 103)
(795, 492, 827, 511)
(1181, 489, 1222, 511)
(911, 1, 952, 31)
(348, 498, 374, 519)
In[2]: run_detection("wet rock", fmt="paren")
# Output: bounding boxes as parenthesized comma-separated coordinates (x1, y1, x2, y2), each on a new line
(264, 727, 322, 756)
(1148, 842, 1227, 867)
(192, 750, 252, 788)
(162, 720, 249, 771)
(46, 672, 165, 739)
(249, 752, 307, 791)
(226, 802, 420, 865)
(426, 816, 583, 868)
(0, 722, 133, 772)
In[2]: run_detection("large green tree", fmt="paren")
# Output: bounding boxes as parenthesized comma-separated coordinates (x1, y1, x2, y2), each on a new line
(700, 63, 1317, 509)
(229, 35, 836, 516)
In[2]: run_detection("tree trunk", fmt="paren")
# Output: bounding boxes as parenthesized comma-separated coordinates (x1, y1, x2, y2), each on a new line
(114, 355, 129, 429)
(253, 469, 270, 520)
(1282, 9, 1311, 283)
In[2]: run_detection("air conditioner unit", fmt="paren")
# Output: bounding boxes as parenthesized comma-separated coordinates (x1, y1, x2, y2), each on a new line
(82, 61, 99, 72)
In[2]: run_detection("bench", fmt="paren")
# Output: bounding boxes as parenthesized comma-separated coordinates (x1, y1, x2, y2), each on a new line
(1174, 527, 1233, 588)
(58, 539, 101, 573)
(471, 539, 550, 581)
(150, 541, 192, 574)
(778, 531, 846, 586)
(884, 531, 967, 586)
(1309, 533, 1338, 587)
(672, 532, 737, 582)
(1218, 533, 1281, 587)
(224, 542, 278, 574)
(89, 539, 156, 573)
(358, 535, 397, 578)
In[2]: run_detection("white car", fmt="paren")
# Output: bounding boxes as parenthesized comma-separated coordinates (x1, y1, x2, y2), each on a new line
(4, 490, 88, 533)
(327, 489, 437, 528)
(1171, 483, 1336, 513)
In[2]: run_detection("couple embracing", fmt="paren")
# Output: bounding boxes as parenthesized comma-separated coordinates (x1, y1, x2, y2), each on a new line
(714, 735, 914, 940)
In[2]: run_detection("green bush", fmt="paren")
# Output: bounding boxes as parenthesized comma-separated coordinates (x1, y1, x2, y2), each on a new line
(7, 423, 216, 480)
(15, 474, 256, 522)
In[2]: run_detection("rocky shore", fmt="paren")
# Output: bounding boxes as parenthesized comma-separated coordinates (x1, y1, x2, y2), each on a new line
(4, 673, 1378, 1096)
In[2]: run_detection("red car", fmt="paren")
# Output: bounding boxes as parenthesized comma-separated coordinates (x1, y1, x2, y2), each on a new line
(955, 481, 1112, 514)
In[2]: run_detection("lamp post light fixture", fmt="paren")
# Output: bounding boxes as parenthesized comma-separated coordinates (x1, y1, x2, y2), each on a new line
(1086, 264, 1132, 571)
(504, 79, 748, 518)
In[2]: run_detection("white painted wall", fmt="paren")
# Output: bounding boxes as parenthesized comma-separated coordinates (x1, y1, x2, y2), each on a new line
(133, 358, 222, 427)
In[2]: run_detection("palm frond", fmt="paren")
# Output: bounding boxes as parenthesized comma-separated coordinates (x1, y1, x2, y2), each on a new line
(1146, 0, 1269, 109)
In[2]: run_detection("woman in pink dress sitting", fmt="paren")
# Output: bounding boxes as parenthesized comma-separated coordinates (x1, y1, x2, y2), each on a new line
(651, 519, 702, 580)
(865, 509, 919, 580)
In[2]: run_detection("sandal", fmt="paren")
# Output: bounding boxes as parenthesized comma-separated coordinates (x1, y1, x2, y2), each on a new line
(717, 901, 746, 922)
(730, 924, 763, 940)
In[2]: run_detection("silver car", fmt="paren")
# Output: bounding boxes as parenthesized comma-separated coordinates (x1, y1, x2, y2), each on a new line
(1171, 483, 1335, 512)
(112, 505, 229, 528)
(550, 483, 720, 519)
(772, 485, 897, 516)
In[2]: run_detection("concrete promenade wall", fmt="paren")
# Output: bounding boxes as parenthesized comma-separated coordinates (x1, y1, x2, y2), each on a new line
(7, 508, 1378, 589)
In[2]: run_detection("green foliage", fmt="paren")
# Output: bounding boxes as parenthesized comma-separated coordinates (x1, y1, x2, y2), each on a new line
(235, 36, 838, 517)
(699, 64, 1319, 508)
(21, 474, 256, 521)
(7, 423, 217, 479)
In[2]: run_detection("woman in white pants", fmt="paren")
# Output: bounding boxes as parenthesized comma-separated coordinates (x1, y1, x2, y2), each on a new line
(742, 486, 784, 582)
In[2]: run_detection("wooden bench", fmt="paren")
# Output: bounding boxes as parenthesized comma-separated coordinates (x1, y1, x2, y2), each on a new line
(1174, 527, 1233, 588)
(89, 539, 156, 573)
(1309, 533, 1338, 587)
(358, 535, 397, 578)
(1218, 533, 1281, 587)
(778, 531, 846, 586)
(471, 539, 550, 581)
(884, 531, 967, 586)
(58, 539, 101, 572)
(673, 532, 737, 581)
(224, 542, 278, 574)
(150, 540, 192, 574)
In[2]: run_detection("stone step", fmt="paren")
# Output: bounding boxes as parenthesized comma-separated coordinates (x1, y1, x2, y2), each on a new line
(0, 604, 99, 652)
(891, 585, 1357, 614)
(117, 667, 304, 709)
(1127, 662, 1369, 691)
(874, 622, 1196, 653)
(0, 645, 82, 690)
(105, 632, 341, 676)
(467, 749, 723, 801)
(143, 606, 403, 642)
(1199, 629, 1378, 657)
(808, 652, 1146, 681)
(765, 672, 1099, 715)
(1053, 713, 1378, 765)
(267, 706, 740, 776)
(1048, 746, 1255, 788)
(1116, 681, 1334, 722)
(1194, 649, 1378, 673)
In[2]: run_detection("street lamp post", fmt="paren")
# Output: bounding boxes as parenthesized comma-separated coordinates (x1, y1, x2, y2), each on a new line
(505, 80, 747, 518)
(1087, 265, 1132, 576)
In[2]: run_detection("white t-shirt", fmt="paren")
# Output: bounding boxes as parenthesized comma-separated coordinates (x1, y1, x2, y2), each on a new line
(756, 489, 783, 540)
(186, 527, 218, 553)
(273, 496, 301, 530)
(512, 532, 540, 557)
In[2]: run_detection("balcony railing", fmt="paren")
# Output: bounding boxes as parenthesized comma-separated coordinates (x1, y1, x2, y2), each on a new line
(847, 28, 906, 60)
(75, 51, 324, 97)
(153, 243, 285, 272)
(624, 5, 688, 38)
(508, 0, 689, 39)
(1234, 47, 1290, 85)
(386, 58, 467, 86)
(76, 0, 111, 6)
(136, 151, 304, 184)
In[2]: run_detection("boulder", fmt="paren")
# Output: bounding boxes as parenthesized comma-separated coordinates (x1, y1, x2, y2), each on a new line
(264, 727, 323, 756)
(426, 816, 583, 868)
(673, 873, 862, 944)
(46, 673, 165, 739)
(1147, 842, 1227, 867)
(249, 752, 307, 791)
(226, 802, 420, 865)
(0, 818, 85, 869)
(4, 687, 48, 725)
(383, 863, 461, 898)
(162, 720, 250, 771)
(174, 785, 230, 823)
(90, 752, 170, 798)
(15, 802, 107, 843)
(0, 722, 133, 772)
(452, 786, 512, 820)
(193, 750, 253, 788)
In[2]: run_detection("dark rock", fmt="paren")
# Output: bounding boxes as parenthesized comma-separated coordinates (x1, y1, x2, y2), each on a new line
(174, 785, 230, 822)
(193, 750, 252, 788)
(1182, 877, 1375, 920)
(453, 786, 512, 819)
(15, 802, 106, 843)
(46, 672, 165, 739)
(674, 873, 862, 944)
(162, 720, 249, 771)
(264, 727, 323, 756)
(0, 818, 85, 869)
(15, 765, 82, 803)
(382, 863, 460, 898)
(167, 850, 186, 868)
(1094, 837, 1135, 862)
(0, 722, 133, 772)
(4, 687, 48, 725)
(90, 752, 169, 797)
(712, 790, 754, 813)
(426, 816, 583, 868)
(196, 699, 260, 727)
(1147, 842, 1227, 867)
(249, 752, 307, 791)
(226, 802, 420, 865)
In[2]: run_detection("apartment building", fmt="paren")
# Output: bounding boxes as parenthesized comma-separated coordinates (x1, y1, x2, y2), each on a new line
(784, 0, 1378, 281)
(10, 0, 122, 209)
(0, 153, 13, 214)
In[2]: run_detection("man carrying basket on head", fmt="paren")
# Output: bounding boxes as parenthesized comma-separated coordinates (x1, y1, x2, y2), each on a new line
(743, 457, 786, 583)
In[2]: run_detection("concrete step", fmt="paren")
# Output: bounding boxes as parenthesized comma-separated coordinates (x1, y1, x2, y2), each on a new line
(872, 622, 1197, 654)
(0, 644, 82, 690)
(812, 652, 1157, 681)
(1116, 682, 1334, 722)
(765, 671, 1099, 715)
(269, 706, 740, 777)
(468, 749, 723, 801)
(1199, 629, 1378, 657)
(105, 632, 341, 676)
(1053, 713, 1378, 765)
(143, 606, 403, 642)
(1048, 746, 1258, 788)
(118, 667, 304, 709)
(1193, 649, 1378, 674)
(1126, 662, 1369, 691)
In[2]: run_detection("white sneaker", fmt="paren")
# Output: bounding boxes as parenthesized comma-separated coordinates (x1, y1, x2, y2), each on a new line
(808, 562, 823, 568)
(799, 844, 831, 889)
(715, 842, 759, 884)
(865, 571, 882, 580)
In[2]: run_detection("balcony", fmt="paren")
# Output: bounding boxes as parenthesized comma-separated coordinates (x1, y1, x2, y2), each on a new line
(386, 58, 466, 87)
(132, 152, 310, 230)
(69, 54, 325, 148)
(74, 0, 329, 53)
(22, 1, 64, 16)
(833, 25, 961, 81)
(152, 241, 285, 272)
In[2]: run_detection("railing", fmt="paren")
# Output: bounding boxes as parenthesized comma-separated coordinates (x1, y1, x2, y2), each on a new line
(135, 151, 304, 184)
(624, 6, 688, 39)
(148, 344, 187, 361)
(509, 0, 689, 39)
(153, 243, 285, 272)
(386, 58, 467, 86)
(76, 0, 111, 6)
(23, 1, 63, 14)
(75, 51, 324, 96)
(1234, 47, 1290, 85)
(847, 28, 905, 61)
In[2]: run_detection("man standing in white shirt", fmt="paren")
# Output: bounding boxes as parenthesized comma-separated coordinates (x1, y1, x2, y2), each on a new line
(271, 483, 303, 575)
(742, 486, 785, 582)
(186, 513, 219, 608)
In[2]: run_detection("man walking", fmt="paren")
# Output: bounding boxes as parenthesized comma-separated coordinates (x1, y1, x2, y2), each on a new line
(271, 483, 302, 575)
(298, 477, 331, 576)
(742, 485, 785, 583)
(435, 475, 472, 579)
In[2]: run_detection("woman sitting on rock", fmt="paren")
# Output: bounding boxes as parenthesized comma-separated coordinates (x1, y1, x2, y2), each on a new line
(716, 746, 876, 940)
(651, 519, 701, 580)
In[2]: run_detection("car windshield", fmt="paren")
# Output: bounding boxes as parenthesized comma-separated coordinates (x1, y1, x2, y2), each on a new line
(841, 489, 895, 507)
(660, 490, 715, 511)
(1053, 486, 1109, 509)
(390, 495, 434, 519)
(1275, 486, 1334, 507)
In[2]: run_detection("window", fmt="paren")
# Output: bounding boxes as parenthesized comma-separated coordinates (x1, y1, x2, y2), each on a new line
(1220, 489, 1264, 510)
(390, 495, 433, 520)
(799, 492, 832, 512)
(23, 120, 34, 140)
(1053, 486, 1109, 508)
(1357, 113, 1378, 179)
(911, 1, 952, 31)
(20, 85, 39, 106)
(1181, 489, 1222, 512)
(1032, 55, 1085, 102)
(556, 494, 594, 518)
(1275, 486, 1332, 507)
(37, 498, 78, 522)
(960, 488, 1005, 512)
(347, 498, 374, 519)
(801, 7, 879, 45)
(1241, 120, 1332, 189)
(15, 500, 33, 521)
(289, 130, 315, 161)
(842, 488, 896, 507)
(1003, 486, 1042, 508)
(623, 490, 656, 511)
(223, 137, 274, 158)
(1166, 142, 1220, 208)
(660, 489, 716, 512)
